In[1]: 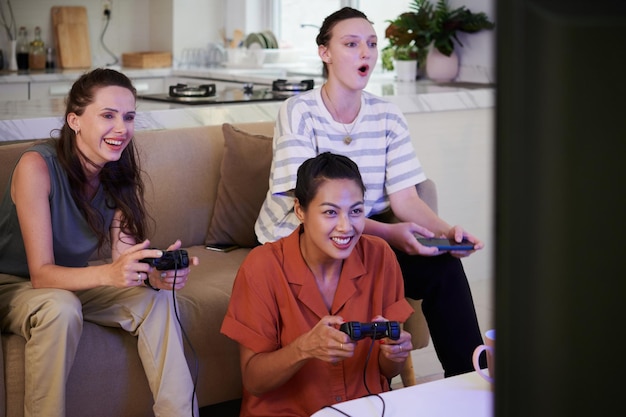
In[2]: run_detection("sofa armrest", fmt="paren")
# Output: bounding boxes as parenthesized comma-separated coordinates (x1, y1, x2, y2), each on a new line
(404, 179, 438, 353)
(416, 179, 438, 215)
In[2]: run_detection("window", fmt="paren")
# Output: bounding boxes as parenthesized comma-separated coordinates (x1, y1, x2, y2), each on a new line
(357, 0, 413, 46)
(276, 0, 413, 58)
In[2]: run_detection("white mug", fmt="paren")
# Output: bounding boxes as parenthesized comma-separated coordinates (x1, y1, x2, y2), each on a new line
(472, 329, 495, 384)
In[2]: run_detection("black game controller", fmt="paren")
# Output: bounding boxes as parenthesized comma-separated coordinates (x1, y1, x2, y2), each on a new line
(140, 249, 189, 270)
(339, 321, 401, 341)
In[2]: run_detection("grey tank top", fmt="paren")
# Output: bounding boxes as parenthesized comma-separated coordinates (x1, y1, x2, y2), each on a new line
(0, 141, 115, 278)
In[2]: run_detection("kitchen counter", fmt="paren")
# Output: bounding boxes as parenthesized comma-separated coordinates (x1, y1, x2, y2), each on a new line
(0, 66, 494, 142)
(0, 67, 172, 84)
(0, 67, 173, 84)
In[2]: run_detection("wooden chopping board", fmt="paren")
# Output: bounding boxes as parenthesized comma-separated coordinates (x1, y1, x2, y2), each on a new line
(51, 6, 92, 69)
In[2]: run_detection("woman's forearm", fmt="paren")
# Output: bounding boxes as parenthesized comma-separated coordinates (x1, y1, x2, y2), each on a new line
(240, 340, 308, 396)
(379, 353, 405, 380)
(29, 263, 109, 290)
(390, 191, 451, 236)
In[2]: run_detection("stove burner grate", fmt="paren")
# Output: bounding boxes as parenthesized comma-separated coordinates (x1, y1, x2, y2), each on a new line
(169, 83, 217, 98)
(272, 79, 314, 93)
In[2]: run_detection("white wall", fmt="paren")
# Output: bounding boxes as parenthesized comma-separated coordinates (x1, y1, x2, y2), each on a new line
(406, 108, 494, 283)
(172, 0, 224, 66)
(448, 0, 496, 83)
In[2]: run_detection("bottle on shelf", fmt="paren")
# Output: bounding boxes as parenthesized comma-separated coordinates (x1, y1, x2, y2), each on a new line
(29, 26, 46, 71)
(16, 26, 29, 71)
(45, 47, 56, 72)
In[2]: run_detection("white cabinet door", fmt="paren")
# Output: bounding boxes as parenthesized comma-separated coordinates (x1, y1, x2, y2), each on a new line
(0, 83, 29, 101)
(29, 81, 73, 99)
(28, 77, 166, 99)
(130, 77, 166, 95)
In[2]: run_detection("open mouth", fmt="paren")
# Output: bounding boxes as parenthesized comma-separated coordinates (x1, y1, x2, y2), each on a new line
(358, 65, 369, 75)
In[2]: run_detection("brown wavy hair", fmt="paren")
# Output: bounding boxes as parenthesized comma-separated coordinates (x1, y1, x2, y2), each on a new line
(54, 68, 147, 251)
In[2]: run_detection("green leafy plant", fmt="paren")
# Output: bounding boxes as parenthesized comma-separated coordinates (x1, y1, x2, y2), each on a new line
(430, 0, 495, 57)
(382, 0, 433, 71)
(382, 0, 495, 70)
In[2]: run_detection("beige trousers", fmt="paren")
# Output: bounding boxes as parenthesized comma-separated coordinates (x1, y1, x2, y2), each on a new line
(0, 274, 198, 417)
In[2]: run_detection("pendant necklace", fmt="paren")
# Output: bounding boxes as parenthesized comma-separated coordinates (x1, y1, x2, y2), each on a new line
(323, 84, 359, 145)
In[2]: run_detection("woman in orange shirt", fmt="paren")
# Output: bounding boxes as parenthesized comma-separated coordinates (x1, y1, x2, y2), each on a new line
(221, 152, 414, 416)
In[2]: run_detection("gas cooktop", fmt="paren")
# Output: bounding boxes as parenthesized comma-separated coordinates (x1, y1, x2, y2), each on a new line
(139, 79, 314, 105)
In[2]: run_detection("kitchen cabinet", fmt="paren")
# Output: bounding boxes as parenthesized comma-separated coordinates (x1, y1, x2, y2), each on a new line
(129, 77, 166, 95)
(27, 77, 165, 100)
(0, 83, 29, 101)
(29, 81, 73, 99)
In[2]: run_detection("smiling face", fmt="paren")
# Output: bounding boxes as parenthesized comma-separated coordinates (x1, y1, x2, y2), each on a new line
(295, 178, 366, 266)
(319, 17, 378, 91)
(67, 85, 136, 172)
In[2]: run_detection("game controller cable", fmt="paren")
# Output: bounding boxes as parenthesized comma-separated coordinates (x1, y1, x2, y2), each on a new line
(141, 250, 198, 416)
(321, 325, 388, 417)
(168, 260, 199, 417)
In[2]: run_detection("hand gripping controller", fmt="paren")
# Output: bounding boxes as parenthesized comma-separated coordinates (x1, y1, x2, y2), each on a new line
(140, 249, 189, 270)
(339, 321, 401, 341)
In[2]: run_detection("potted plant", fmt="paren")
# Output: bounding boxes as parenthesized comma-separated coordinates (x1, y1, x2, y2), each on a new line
(426, 0, 495, 81)
(429, 0, 495, 57)
(382, 0, 433, 77)
(382, 0, 495, 82)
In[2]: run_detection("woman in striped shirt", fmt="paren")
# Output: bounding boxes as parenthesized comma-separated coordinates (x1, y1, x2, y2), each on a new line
(255, 7, 485, 377)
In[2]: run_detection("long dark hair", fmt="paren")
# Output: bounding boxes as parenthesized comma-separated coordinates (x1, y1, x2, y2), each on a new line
(316, 7, 370, 78)
(295, 152, 366, 210)
(55, 68, 147, 251)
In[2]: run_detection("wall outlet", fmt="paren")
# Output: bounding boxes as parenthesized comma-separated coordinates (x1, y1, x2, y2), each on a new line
(102, 0, 112, 17)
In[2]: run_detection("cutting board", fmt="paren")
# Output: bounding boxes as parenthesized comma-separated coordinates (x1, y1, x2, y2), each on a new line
(51, 6, 92, 69)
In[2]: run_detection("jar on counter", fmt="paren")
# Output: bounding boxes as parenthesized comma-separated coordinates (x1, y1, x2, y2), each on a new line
(29, 26, 46, 71)
(16, 26, 29, 71)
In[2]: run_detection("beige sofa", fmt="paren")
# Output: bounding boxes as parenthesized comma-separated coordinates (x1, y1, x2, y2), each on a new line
(0, 122, 431, 417)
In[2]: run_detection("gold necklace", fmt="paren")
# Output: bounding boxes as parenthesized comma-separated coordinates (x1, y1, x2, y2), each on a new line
(322, 84, 358, 145)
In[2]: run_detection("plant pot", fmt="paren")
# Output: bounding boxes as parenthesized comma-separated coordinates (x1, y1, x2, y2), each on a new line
(395, 59, 418, 82)
(426, 46, 459, 82)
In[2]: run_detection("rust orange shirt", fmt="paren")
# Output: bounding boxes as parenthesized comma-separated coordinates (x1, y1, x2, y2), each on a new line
(221, 226, 414, 417)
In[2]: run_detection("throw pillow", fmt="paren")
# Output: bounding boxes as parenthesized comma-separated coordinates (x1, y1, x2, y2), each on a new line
(206, 123, 273, 248)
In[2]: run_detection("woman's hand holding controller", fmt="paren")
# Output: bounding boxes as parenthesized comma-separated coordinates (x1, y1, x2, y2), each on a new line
(145, 239, 199, 291)
(371, 316, 412, 364)
(444, 225, 483, 259)
(294, 316, 355, 364)
(385, 222, 439, 256)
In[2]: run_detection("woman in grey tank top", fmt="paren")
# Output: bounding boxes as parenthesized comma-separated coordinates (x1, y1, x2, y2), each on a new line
(0, 69, 199, 416)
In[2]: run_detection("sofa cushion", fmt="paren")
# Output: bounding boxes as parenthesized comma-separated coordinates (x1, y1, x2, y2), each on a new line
(135, 125, 225, 249)
(205, 123, 273, 248)
(0, 140, 38, 195)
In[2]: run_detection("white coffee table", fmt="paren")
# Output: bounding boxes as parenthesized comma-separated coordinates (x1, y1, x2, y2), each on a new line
(310, 371, 493, 417)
